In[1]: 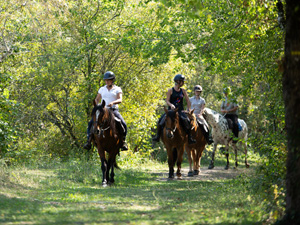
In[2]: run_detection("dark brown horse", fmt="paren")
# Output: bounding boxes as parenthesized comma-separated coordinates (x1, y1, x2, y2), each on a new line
(91, 100, 123, 186)
(185, 110, 207, 176)
(161, 107, 187, 179)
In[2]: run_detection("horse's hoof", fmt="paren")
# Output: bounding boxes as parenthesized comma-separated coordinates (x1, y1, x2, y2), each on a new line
(188, 171, 194, 177)
(246, 164, 250, 168)
(102, 182, 108, 187)
(224, 165, 229, 170)
(177, 177, 183, 180)
(208, 164, 214, 169)
(193, 170, 200, 175)
(167, 177, 174, 181)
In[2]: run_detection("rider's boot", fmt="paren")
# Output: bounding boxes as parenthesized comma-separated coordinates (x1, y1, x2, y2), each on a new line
(181, 117, 196, 144)
(152, 124, 162, 142)
(200, 124, 213, 145)
(121, 137, 128, 151)
(83, 136, 92, 150)
(204, 131, 214, 145)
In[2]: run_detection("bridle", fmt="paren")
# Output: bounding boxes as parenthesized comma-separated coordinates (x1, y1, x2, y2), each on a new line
(165, 115, 178, 139)
(166, 126, 177, 133)
(93, 108, 111, 138)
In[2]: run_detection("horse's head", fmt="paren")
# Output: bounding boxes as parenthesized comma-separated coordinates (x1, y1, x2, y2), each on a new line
(164, 107, 179, 139)
(91, 100, 106, 135)
(186, 109, 197, 130)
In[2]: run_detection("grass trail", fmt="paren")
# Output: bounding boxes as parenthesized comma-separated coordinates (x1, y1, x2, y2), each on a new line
(0, 153, 266, 225)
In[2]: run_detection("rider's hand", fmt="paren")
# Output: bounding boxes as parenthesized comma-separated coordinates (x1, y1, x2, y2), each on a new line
(170, 104, 176, 110)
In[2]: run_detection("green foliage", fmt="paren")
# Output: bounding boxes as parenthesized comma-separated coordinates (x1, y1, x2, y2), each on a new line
(0, 0, 287, 222)
(0, 86, 16, 155)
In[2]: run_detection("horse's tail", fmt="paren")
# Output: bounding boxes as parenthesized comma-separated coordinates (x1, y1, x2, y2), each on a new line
(173, 148, 177, 163)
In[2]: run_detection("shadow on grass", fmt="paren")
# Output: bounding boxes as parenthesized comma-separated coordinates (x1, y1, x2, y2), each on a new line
(0, 158, 264, 225)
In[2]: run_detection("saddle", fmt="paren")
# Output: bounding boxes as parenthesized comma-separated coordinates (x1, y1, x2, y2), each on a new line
(196, 119, 208, 132)
(114, 117, 125, 135)
(225, 118, 242, 131)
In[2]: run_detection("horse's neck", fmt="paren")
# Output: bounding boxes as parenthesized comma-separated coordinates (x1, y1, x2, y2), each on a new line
(207, 113, 222, 127)
(102, 109, 113, 126)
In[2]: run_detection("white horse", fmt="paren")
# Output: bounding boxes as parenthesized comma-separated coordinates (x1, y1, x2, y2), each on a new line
(203, 108, 249, 170)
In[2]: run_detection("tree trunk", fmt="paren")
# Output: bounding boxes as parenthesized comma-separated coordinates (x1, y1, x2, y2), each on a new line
(280, 0, 300, 224)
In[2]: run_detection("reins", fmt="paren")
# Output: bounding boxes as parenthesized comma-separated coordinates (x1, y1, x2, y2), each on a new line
(93, 107, 112, 138)
(166, 126, 177, 133)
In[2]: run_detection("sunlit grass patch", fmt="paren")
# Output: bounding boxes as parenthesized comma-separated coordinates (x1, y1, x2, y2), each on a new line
(0, 153, 267, 225)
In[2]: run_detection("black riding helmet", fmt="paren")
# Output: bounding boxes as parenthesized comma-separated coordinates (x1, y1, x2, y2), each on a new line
(103, 71, 115, 81)
(174, 74, 185, 82)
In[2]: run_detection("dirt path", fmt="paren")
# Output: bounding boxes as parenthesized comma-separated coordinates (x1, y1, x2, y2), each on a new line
(155, 166, 253, 181)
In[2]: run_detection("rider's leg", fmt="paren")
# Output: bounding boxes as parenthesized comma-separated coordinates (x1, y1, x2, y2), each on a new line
(112, 110, 128, 151)
(225, 114, 239, 143)
(198, 121, 213, 145)
(179, 112, 196, 144)
(83, 119, 93, 150)
(231, 115, 239, 143)
(152, 114, 166, 142)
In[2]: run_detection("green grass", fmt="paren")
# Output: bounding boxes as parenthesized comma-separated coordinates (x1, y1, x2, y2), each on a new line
(0, 151, 268, 225)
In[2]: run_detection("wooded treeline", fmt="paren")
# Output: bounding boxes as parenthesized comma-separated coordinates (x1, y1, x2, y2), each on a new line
(1, 0, 288, 222)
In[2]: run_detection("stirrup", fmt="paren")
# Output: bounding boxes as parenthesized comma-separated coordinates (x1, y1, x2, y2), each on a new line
(152, 135, 160, 142)
(83, 142, 91, 150)
(207, 138, 214, 145)
(121, 141, 128, 151)
(188, 136, 196, 144)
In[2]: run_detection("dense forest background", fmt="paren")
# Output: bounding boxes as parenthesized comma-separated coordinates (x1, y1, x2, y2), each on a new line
(1, 0, 287, 221)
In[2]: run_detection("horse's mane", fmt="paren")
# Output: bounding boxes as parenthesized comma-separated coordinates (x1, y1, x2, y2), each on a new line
(204, 108, 220, 124)
(91, 104, 117, 136)
(166, 110, 178, 122)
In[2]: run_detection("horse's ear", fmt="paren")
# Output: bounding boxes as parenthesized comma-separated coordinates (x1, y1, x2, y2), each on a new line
(93, 99, 97, 107)
(101, 100, 106, 108)
(190, 109, 195, 114)
(164, 106, 168, 114)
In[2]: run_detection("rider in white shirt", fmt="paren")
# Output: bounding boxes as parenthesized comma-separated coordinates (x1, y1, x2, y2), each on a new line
(190, 85, 213, 145)
(84, 71, 128, 151)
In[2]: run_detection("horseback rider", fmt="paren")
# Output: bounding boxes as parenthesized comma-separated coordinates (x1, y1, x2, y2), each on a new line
(189, 85, 213, 145)
(152, 74, 196, 144)
(83, 71, 128, 151)
(220, 87, 239, 143)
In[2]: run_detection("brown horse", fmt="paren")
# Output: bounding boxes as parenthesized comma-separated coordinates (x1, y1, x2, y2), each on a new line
(161, 107, 187, 179)
(91, 100, 123, 186)
(185, 110, 207, 176)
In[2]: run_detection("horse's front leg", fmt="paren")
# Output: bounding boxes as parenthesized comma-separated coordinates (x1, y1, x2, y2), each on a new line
(176, 146, 184, 179)
(233, 144, 238, 169)
(244, 141, 250, 168)
(107, 155, 116, 184)
(208, 143, 217, 169)
(192, 150, 198, 172)
(194, 146, 204, 175)
(100, 157, 108, 186)
(186, 147, 194, 177)
(224, 145, 230, 170)
(167, 147, 175, 179)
